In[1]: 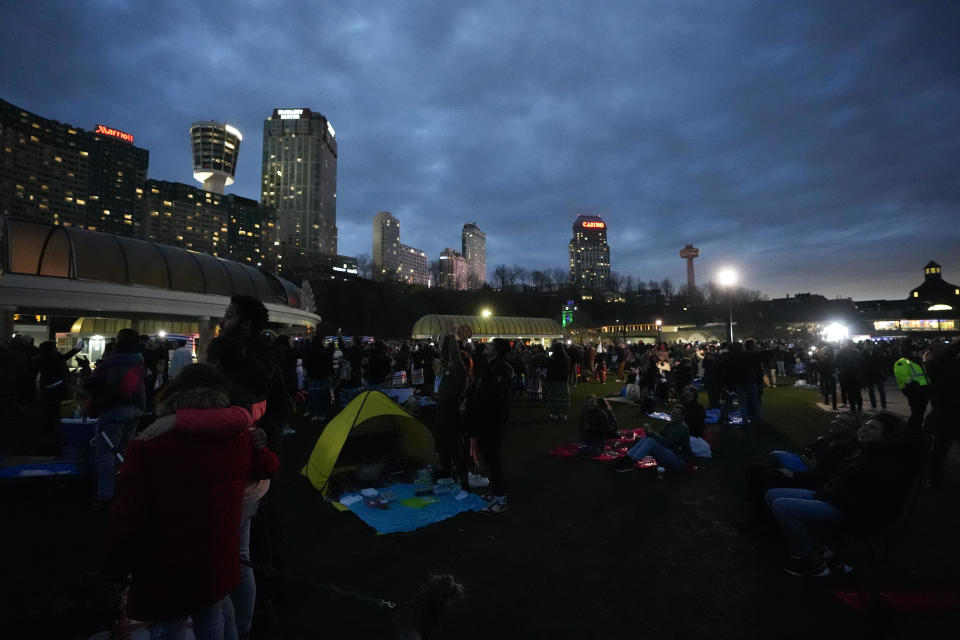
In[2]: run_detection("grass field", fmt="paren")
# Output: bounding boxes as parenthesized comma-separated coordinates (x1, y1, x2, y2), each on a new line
(2, 378, 958, 639)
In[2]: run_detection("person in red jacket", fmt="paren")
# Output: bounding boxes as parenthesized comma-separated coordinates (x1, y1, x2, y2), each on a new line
(105, 364, 278, 639)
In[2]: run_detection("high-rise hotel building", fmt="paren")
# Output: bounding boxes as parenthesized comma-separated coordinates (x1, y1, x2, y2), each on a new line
(190, 121, 242, 195)
(372, 211, 429, 286)
(461, 222, 486, 289)
(439, 248, 468, 290)
(1, 98, 148, 236)
(261, 108, 338, 261)
(140, 180, 277, 268)
(569, 213, 611, 293)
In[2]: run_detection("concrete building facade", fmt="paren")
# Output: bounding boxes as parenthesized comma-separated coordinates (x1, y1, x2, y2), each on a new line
(439, 247, 468, 290)
(1, 98, 149, 237)
(372, 210, 428, 285)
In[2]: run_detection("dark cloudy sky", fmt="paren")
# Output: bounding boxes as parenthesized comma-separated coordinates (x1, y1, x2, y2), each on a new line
(3, 0, 958, 300)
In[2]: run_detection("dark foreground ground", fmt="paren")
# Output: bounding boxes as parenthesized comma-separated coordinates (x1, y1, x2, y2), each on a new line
(2, 379, 959, 639)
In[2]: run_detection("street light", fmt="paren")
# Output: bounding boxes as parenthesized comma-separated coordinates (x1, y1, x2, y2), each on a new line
(717, 268, 737, 343)
(655, 319, 662, 345)
(481, 308, 492, 318)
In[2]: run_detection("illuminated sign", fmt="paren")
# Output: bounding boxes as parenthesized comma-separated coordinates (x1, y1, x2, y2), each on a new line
(95, 124, 134, 143)
(326, 121, 336, 138)
(277, 108, 304, 120)
(582, 221, 605, 229)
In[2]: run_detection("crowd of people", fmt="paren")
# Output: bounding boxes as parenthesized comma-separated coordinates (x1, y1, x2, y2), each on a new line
(2, 313, 959, 634)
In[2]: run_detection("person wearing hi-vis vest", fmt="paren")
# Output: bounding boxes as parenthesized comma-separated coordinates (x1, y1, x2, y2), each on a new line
(893, 343, 929, 435)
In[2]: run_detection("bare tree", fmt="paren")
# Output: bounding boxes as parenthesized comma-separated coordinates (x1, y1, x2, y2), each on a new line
(428, 260, 442, 288)
(661, 278, 674, 301)
(355, 253, 372, 279)
(531, 270, 548, 291)
(550, 268, 570, 288)
(493, 264, 510, 289)
(610, 271, 624, 293)
(511, 265, 529, 287)
(624, 275, 635, 295)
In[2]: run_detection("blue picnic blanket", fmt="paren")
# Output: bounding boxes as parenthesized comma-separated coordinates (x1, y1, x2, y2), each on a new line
(705, 409, 743, 425)
(336, 482, 487, 534)
(647, 409, 742, 425)
(0, 461, 87, 478)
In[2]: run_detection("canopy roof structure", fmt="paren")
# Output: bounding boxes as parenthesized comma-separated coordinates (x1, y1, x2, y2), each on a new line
(411, 314, 563, 340)
(0, 216, 318, 328)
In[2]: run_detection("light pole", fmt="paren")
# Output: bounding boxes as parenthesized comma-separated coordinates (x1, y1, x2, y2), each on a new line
(717, 268, 737, 342)
(655, 318, 662, 345)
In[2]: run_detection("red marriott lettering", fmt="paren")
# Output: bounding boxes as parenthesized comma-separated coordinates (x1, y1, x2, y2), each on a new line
(95, 124, 134, 144)
(582, 221, 605, 229)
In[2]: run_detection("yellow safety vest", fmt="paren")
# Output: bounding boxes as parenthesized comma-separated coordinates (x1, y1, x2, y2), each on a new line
(893, 358, 928, 389)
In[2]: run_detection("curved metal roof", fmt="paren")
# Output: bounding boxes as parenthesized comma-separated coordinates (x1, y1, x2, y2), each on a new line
(411, 314, 563, 339)
(1, 216, 300, 308)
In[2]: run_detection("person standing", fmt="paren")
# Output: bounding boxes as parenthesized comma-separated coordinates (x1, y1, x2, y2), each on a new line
(469, 339, 514, 514)
(34, 338, 82, 453)
(924, 338, 960, 488)
(893, 343, 930, 435)
(106, 364, 278, 640)
(436, 326, 471, 482)
(836, 341, 863, 415)
(543, 341, 571, 421)
(860, 341, 887, 410)
(168, 339, 195, 380)
(84, 328, 145, 504)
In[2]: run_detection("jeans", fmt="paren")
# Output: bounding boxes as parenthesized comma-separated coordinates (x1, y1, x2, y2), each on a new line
(865, 381, 887, 409)
(820, 374, 837, 409)
(95, 405, 142, 501)
(735, 383, 761, 428)
(626, 437, 684, 468)
(150, 596, 235, 640)
(765, 488, 842, 556)
(231, 509, 257, 638)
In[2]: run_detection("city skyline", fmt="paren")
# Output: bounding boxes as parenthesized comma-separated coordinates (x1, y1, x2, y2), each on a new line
(2, 1, 958, 300)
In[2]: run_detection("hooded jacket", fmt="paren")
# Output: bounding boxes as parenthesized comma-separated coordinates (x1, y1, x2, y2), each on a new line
(105, 385, 278, 621)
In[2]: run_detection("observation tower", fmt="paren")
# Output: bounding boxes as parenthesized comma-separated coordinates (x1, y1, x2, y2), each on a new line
(190, 121, 242, 194)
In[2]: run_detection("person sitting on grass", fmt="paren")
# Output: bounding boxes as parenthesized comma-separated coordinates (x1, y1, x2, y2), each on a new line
(744, 412, 861, 520)
(613, 404, 692, 472)
(578, 395, 617, 456)
(679, 384, 706, 438)
(763, 412, 911, 578)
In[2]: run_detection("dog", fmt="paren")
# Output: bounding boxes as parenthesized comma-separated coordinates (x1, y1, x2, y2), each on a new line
(392, 574, 465, 640)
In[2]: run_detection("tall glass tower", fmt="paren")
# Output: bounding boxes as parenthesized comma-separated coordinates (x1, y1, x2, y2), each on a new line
(261, 108, 337, 257)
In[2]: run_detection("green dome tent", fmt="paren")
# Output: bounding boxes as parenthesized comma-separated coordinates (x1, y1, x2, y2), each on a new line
(301, 391, 436, 497)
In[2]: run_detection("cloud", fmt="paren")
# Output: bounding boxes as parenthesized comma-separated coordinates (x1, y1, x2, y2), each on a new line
(1, 0, 958, 300)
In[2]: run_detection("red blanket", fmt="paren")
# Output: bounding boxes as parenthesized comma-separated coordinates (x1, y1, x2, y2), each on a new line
(549, 428, 656, 467)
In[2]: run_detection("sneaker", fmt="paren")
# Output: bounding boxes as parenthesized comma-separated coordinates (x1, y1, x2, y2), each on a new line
(783, 557, 831, 577)
(468, 472, 490, 488)
(480, 496, 507, 514)
(548, 413, 558, 420)
(282, 425, 296, 436)
(303, 412, 312, 418)
(560, 414, 568, 421)
(613, 456, 636, 472)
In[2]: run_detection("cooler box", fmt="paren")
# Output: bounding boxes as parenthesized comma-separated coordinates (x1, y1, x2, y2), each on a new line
(58, 417, 97, 462)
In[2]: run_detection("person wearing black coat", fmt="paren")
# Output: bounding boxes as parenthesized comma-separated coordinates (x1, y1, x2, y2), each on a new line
(468, 339, 514, 514)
